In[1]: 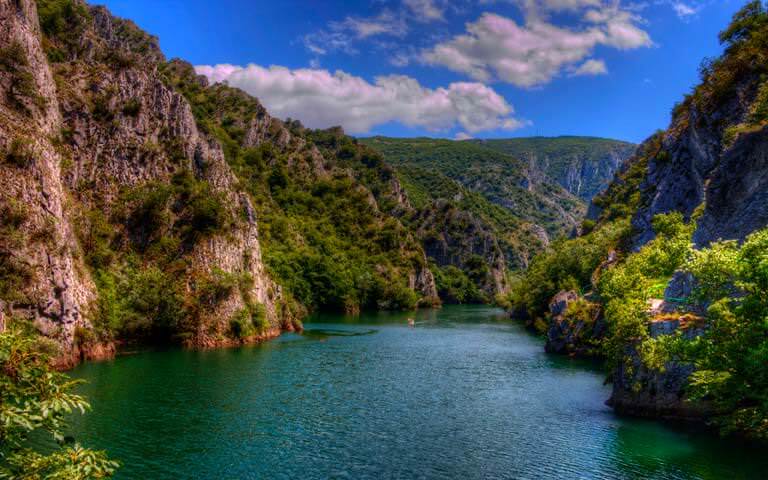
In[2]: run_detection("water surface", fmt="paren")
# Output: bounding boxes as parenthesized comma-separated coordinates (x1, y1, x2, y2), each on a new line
(69, 306, 768, 479)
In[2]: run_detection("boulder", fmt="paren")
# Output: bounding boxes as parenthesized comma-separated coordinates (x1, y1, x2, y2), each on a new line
(545, 291, 605, 357)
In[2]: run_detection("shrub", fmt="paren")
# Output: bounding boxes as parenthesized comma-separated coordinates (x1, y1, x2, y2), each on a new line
(229, 302, 268, 339)
(122, 98, 141, 117)
(2, 137, 36, 168)
(0, 324, 119, 478)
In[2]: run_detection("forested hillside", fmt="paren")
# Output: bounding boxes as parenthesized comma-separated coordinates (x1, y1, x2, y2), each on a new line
(0, 0, 437, 367)
(363, 136, 632, 302)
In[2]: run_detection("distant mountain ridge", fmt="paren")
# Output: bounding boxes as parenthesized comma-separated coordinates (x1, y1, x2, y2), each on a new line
(361, 136, 634, 302)
(472, 136, 636, 201)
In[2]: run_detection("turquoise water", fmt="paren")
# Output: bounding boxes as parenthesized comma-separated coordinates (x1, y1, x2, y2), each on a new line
(68, 306, 767, 479)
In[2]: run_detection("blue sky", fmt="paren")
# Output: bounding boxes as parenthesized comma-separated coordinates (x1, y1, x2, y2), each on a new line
(97, 0, 744, 143)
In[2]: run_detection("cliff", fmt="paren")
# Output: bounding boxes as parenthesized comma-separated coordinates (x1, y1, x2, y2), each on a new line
(0, 0, 437, 365)
(473, 137, 635, 201)
(362, 136, 625, 301)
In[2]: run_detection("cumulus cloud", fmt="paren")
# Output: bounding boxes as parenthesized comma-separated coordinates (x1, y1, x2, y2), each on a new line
(570, 58, 608, 76)
(422, 3, 651, 87)
(195, 64, 526, 134)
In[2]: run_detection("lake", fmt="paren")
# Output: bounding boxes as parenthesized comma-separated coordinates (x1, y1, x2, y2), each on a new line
(68, 305, 768, 479)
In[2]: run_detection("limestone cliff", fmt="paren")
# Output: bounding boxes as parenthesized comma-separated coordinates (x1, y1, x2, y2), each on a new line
(0, 0, 437, 365)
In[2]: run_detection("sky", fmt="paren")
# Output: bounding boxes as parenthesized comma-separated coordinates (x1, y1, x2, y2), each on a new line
(96, 0, 745, 143)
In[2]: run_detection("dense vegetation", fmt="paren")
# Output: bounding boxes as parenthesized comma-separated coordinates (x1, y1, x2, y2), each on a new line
(362, 137, 585, 235)
(0, 322, 118, 479)
(505, 1, 768, 441)
(644, 229, 768, 439)
(160, 62, 434, 315)
(362, 136, 615, 302)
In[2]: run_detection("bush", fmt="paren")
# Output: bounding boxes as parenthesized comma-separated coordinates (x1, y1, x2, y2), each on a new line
(2, 137, 36, 168)
(94, 262, 186, 340)
(0, 324, 119, 478)
(229, 302, 268, 339)
(643, 227, 768, 440)
(122, 98, 141, 117)
(506, 218, 632, 323)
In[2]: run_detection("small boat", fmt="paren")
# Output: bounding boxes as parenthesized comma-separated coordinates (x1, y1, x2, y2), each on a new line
(407, 318, 415, 327)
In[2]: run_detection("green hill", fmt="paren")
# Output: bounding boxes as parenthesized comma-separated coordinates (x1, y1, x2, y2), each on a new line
(361, 136, 634, 302)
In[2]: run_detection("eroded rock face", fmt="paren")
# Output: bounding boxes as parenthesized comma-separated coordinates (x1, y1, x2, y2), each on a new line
(545, 290, 605, 357)
(0, 0, 97, 357)
(631, 73, 768, 249)
(607, 316, 711, 420)
(0, 0, 439, 364)
(693, 126, 768, 246)
(0, 0, 289, 360)
(417, 200, 509, 298)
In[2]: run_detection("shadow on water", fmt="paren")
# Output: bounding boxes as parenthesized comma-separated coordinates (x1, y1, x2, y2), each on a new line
(608, 417, 768, 479)
(300, 328, 379, 339)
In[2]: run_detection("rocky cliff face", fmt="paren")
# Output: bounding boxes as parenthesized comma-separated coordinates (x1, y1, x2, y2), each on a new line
(605, 15, 768, 419)
(0, 0, 101, 365)
(0, 0, 437, 365)
(473, 137, 636, 201)
(632, 67, 768, 249)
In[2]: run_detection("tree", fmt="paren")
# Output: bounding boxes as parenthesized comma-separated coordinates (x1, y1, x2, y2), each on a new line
(0, 324, 118, 479)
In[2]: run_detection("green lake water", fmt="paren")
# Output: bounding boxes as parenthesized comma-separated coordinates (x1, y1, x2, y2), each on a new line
(68, 305, 768, 479)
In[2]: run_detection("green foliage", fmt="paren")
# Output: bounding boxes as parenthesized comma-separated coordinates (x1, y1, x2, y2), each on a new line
(121, 98, 141, 117)
(2, 137, 36, 169)
(0, 41, 46, 113)
(506, 218, 632, 323)
(591, 131, 663, 223)
(161, 62, 425, 314)
(0, 199, 33, 303)
(93, 261, 186, 340)
(598, 213, 694, 367)
(37, 0, 91, 38)
(719, 1, 767, 46)
(0, 324, 118, 479)
(645, 228, 768, 440)
(361, 137, 585, 235)
(121, 172, 234, 251)
(432, 264, 488, 304)
(471, 136, 636, 200)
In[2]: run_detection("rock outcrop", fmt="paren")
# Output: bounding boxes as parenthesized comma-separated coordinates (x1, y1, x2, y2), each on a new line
(607, 315, 712, 420)
(1, 0, 102, 364)
(544, 290, 605, 356)
(631, 73, 768, 249)
(472, 137, 636, 201)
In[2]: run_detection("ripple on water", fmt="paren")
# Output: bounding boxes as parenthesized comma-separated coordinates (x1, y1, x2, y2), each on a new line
(66, 306, 768, 480)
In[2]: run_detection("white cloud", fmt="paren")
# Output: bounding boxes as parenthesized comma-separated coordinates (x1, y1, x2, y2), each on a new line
(421, 4, 651, 87)
(404, 0, 445, 21)
(304, 10, 407, 55)
(196, 64, 526, 134)
(454, 132, 473, 140)
(671, 2, 697, 18)
(336, 11, 407, 39)
(571, 58, 608, 76)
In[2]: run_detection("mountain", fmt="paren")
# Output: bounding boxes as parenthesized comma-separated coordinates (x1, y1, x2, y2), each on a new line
(0, 0, 437, 366)
(506, 1, 768, 442)
(471, 137, 636, 201)
(361, 136, 633, 302)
